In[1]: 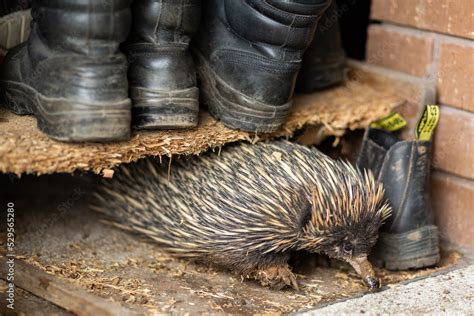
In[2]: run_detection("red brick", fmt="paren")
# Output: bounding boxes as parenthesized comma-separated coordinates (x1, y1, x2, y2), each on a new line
(346, 61, 436, 140)
(432, 106, 474, 180)
(437, 42, 474, 111)
(431, 171, 474, 251)
(371, 0, 474, 39)
(366, 25, 434, 77)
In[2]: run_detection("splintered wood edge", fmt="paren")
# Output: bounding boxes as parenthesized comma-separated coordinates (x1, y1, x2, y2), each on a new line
(0, 258, 136, 315)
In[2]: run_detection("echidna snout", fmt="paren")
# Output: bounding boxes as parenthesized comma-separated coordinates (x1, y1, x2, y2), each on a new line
(298, 222, 383, 289)
(296, 166, 390, 289)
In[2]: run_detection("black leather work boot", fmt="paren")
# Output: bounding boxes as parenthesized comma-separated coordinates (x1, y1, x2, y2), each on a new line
(357, 107, 441, 270)
(296, 1, 346, 92)
(0, 0, 32, 55)
(125, 0, 201, 129)
(0, 0, 132, 142)
(193, 0, 331, 133)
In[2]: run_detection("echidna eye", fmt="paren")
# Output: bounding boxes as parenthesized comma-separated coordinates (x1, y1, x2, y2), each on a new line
(342, 242, 353, 254)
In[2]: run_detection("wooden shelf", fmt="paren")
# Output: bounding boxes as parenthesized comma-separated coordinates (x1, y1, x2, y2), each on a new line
(0, 64, 404, 175)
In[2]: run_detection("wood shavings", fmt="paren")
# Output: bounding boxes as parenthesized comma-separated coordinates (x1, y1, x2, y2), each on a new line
(102, 169, 115, 178)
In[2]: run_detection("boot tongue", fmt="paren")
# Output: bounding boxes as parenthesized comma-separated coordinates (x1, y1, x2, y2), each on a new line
(356, 113, 405, 175)
(415, 105, 440, 141)
(368, 112, 407, 149)
(367, 127, 400, 150)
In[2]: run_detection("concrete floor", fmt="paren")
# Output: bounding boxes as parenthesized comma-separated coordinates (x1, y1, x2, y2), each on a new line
(302, 265, 474, 315)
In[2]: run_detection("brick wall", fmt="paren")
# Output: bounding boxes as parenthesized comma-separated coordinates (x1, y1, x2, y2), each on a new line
(366, 0, 474, 252)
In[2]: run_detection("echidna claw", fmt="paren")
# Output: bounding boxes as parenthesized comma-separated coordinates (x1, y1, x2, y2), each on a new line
(290, 275, 300, 291)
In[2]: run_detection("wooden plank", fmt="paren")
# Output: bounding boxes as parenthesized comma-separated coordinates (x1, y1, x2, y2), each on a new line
(0, 258, 135, 316)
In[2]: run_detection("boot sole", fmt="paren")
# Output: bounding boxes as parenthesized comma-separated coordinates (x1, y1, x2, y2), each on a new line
(371, 225, 440, 270)
(0, 80, 131, 142)
(0, 9, 31, 54)
(296, 61, 347, 93)
(195, 51, 291, 133)
(131, 86, 199, 130)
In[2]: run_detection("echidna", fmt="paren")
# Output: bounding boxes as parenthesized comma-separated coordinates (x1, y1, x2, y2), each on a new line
(93, 140, 390, 290)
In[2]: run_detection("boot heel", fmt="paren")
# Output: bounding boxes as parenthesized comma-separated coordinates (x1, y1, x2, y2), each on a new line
(371, 225, 440, 270)
(196, 51, 290, 133)
(296, 62, 347, 92)
(131, 86, 199, 129)
(2, 80, 131, 142)
(35, 98, 131, 143)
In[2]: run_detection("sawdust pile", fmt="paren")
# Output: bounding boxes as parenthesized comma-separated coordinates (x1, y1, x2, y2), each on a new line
(19, 250, 462, 314)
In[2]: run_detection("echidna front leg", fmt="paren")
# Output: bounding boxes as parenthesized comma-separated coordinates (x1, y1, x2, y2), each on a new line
(240, 253, 299, 291)
(232, 252, 299, 290)
(256, 264, 299, 291)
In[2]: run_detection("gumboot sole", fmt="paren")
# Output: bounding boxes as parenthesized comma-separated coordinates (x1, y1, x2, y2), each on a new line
(131, 86, 199, 130)
(195, 51, 291, 133)
(370, 225, 440, 270)
(0, 80, 131, 142)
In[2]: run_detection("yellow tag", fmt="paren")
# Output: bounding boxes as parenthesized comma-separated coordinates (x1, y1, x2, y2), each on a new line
(415, 105, 440, 141)
(370, 112, 407, 132)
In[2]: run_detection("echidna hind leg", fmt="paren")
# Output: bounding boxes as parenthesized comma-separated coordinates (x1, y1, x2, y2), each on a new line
(256, 264, 299, 291)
